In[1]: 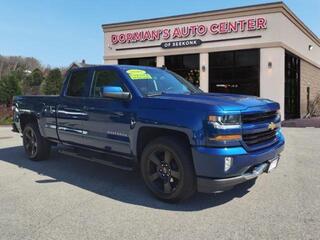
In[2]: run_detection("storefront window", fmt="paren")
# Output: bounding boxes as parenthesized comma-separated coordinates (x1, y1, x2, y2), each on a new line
(209, 49, 260, 96)
(165, 54, 200, 87)
(285, 51, 300, 119)
(118, 57, 156, 67)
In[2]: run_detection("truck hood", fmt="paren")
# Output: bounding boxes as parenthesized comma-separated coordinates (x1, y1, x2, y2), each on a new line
(147, 92, 279, 112)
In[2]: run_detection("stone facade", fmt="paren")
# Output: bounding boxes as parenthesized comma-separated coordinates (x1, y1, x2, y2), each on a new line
(300, 60, 320, 117)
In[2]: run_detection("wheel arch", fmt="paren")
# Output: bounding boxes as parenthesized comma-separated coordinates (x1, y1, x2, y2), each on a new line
(19, 113, 38, 132)
(134, 126, 193, 163)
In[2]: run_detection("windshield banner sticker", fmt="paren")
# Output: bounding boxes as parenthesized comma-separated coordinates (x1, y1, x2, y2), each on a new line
(126, 69, 152, 80)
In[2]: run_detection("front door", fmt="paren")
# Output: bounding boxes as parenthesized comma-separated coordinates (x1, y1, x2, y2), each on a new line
(82, 68, 134, 155)
(285, 51, 300, 119)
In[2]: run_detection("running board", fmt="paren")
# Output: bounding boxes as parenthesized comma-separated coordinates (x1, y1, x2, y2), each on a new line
(59, 148, 134, 171)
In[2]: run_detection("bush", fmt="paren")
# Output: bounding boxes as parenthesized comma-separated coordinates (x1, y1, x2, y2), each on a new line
(0, 72, 21, 106)
(308, 94, 320, 117)
(0, 115, 12, 125)
(0, 105, 12, 125)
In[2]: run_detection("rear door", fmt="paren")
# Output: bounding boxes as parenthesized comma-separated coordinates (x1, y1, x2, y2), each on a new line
(82, 68, 134, 155)
(56, 69, 89, 145)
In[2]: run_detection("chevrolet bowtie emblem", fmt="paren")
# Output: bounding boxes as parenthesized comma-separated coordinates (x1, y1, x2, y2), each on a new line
(268, 122, 276, 131)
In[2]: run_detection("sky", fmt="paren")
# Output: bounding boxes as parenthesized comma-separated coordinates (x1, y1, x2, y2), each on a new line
(0, 0, 319, 67)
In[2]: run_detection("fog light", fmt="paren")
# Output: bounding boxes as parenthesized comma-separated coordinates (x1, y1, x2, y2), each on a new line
(224, 157, 233, 172)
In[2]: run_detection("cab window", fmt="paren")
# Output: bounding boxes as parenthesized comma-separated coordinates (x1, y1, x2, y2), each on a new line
(66, 70, 89, 97)
(91, 70, 126, 97)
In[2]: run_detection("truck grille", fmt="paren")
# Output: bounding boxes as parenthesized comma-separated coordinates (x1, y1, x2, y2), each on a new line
(242, 111, 277, 123)
(243, 129, 277, 146)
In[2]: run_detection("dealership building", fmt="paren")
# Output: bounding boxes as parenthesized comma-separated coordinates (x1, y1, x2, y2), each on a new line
(102, 2, 320, 119)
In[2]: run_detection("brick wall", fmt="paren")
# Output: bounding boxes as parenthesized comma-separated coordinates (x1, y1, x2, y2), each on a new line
(300, 60, 320, 117)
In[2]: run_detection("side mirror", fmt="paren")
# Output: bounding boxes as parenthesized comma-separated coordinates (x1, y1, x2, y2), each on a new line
(101, 86, 131, 100)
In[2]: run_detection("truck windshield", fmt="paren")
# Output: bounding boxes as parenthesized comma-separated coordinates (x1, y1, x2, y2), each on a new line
(123, 67, 202, 96)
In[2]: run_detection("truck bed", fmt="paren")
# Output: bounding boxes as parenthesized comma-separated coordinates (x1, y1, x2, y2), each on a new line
(13, 95, 60, 141)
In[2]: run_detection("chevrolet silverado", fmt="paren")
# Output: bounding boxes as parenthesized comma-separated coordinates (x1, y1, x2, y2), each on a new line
(12, 65, 285, 202)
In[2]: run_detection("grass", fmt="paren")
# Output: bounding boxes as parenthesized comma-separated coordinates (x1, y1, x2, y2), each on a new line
(0, 116, 12, 125)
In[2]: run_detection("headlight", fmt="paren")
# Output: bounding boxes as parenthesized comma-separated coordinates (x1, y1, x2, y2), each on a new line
(208, 114, 241, 129)
(276, 109, 281, 120)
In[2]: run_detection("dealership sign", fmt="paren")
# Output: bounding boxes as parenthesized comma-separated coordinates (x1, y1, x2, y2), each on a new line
(161, 39, 202, 49)
(111, 17, 267, 45)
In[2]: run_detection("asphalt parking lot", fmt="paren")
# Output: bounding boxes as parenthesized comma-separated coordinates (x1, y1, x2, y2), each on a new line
(0, 126, 319, 240)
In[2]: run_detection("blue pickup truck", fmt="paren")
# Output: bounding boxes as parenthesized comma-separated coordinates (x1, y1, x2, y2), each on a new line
(12, 65, 284, 202)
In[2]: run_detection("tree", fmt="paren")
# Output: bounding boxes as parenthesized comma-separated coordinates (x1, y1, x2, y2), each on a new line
(0, 72, 22, 106)
(21, 68, 43, 95)
(0, 55, 41, 79)
(29, 68, 43, 86)
(41, 68, 63, 95)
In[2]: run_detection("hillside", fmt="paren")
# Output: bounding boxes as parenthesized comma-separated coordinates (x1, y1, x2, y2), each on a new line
(0, 55, 42, 79)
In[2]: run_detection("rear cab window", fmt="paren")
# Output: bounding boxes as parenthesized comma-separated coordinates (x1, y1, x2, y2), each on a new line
(66, 70, 89, 97)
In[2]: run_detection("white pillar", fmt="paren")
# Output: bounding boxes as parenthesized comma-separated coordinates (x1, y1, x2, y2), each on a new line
(260, 47, 285, 117)
(156, 56, 165, 67)
(199, 53, 209, 92)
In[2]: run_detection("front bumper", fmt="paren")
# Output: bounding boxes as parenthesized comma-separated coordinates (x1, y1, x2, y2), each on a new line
(192, 133, 285, 193)
(12, 123, 19, 133)
(197, 157, 277, 193)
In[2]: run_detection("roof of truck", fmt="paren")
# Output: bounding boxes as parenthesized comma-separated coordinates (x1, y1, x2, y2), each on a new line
(69, 64, 162, 71)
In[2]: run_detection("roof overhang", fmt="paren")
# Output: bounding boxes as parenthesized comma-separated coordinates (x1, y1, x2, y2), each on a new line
(101, 2, 320, 47)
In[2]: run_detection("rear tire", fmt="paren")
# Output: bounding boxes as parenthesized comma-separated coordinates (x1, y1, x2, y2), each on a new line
(140, 136, 196, 202)
(23, 123, 51, 161)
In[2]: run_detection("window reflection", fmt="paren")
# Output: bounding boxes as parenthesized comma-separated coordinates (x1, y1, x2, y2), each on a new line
(209, 49, 260, 96)
(165, 54, 200, 87)
(118, 57, 156, 67)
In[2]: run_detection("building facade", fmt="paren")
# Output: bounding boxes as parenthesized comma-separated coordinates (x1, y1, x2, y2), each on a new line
(102, 2, 320, 119)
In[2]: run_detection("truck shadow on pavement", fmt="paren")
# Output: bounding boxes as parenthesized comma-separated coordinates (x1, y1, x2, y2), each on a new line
(0, 146, 256, 211)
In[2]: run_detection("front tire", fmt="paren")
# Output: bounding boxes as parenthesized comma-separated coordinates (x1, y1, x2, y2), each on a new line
(23, 123, 51, 161)
(140, 136, 196, 202)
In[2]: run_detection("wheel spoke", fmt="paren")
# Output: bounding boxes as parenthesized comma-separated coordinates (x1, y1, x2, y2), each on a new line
(25, 142, 31, 150)
(31, 131, 36, 141)
(149, 153, 161, 166)
(31, 145, 36, 155)
(171, 170, 180, 180)
(149, 172, 160, 182)
(163, 182, 172, 193)
(164, 150, 172, 164)
(25, 131, 32, 140)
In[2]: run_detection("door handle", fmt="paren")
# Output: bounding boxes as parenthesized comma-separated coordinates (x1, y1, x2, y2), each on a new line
(49, 106, 55, 113)
(83, 106, 94, 111)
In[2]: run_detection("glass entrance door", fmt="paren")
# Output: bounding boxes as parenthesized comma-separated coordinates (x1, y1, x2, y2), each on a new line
(285, 52, 300, 119)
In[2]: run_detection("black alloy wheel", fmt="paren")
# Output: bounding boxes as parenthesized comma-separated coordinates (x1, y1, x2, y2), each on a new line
(23, 127, 38, 158)
(23, 123, 51, 161)
(147, 148, 181, 194)
(140, 136, 196, 202)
